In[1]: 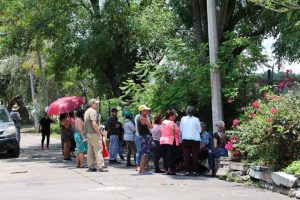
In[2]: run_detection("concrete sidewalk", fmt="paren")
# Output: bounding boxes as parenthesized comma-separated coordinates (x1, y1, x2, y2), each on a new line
(0, 133, 291, 200)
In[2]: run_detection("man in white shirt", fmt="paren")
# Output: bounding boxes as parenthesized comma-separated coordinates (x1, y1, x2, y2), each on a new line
(180, 106, 201, 176)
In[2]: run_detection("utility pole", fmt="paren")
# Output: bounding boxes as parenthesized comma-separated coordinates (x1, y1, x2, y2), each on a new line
(207, 0, 223, 132)
(29, 67, 39, 133)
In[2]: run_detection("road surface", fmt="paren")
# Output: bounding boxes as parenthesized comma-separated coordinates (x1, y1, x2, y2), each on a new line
(0, 133, 291, 200)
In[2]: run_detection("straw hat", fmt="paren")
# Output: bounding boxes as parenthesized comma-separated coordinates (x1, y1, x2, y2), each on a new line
(88, 99, 100, 106)
(12, 104, 20, 111)
(138, 105, 151, 112)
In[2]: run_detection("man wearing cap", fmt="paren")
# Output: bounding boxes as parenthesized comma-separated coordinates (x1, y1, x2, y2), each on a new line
(10, 104, 22, 143)
(137, 105, 153, 175)
(84, 99, 105, 172)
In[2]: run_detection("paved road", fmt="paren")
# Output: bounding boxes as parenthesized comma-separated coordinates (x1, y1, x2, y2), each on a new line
(0, 133, 291, 200)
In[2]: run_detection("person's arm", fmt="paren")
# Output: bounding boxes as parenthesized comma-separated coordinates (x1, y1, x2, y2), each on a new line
(129, 122, 136, 134)
(141, 117, 153, 129)
(213, 134, 218, 149)
(171, 124, 175, 137)
(90, 111, 101, 135)
(200, 133, 208, 150)
(92, 120, 101, 135)
(77, 120, 85, 140)
(197, 119, 202, 134)
(39, 120, 42, 132)
(179, 118, 184, 133)
(17, 113, 22, 121)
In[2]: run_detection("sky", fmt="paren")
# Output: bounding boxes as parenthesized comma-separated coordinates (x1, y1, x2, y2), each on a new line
(257, 37, 300, 74)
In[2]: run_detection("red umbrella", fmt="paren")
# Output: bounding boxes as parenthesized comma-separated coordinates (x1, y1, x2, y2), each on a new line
(47, 96, 85, 116)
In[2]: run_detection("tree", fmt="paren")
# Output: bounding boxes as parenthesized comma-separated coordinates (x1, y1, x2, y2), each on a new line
(0, 56, 30, 122)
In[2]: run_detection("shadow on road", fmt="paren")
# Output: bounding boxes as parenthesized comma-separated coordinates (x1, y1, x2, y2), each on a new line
(0, 143, 77, 168)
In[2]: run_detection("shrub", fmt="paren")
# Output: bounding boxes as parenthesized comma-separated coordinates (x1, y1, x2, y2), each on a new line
(227, 87, 300, 169)
(284, 160, 300, 175)
(51, 123, 60, 134)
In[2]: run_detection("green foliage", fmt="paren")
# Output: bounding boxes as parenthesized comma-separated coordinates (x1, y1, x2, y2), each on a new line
(273, 11, 300, 62)
(50, 122, 60, 135)
(250, 0, 300, 12)
(0, 56, 30, 104)
(228, 87, 300, 169)
(284, 160, 300, 174)
(155, 37, 211, 114)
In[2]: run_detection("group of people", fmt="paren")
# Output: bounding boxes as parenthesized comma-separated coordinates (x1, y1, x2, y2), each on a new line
(38, 99, 229, 176)
(57, 99, 107, 171)
(107, 104, 229, 176)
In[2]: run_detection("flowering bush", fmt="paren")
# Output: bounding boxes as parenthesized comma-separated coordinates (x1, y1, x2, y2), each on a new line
(227, 86, 300, 169)
(225, 141, 233, 151)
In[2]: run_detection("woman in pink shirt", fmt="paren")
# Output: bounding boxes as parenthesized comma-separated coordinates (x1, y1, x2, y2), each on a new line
(160, 109, 180, 175)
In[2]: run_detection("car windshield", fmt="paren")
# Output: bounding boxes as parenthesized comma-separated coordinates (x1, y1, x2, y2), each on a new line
(0, 109, 10, 122)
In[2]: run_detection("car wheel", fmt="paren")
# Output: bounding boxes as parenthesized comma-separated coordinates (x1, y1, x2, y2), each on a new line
(9, 146, 20, 158)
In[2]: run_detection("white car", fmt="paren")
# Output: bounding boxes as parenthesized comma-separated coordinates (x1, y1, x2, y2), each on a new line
(0, 105, 20, 157)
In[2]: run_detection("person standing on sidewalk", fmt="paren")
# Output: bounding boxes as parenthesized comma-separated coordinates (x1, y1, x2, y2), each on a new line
(84, 99, 105, 172)
(180, 106, 201, 176)
(117, 121, 125, 161)
(134, 112, 141, 171)
(137, 105, 153, 175)
(10, 104, 22, 143)
(150, 116, 163, 173)
(74, 109, 87, 168)
(39, 112, 54, 150)
(123, 111, 136, 167)
(60, 113, 73, 161)
(108, 108, 121, 164)
(160, 110, 180, 175)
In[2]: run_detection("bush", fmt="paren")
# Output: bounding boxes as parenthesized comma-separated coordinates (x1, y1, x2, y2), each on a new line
(51, 123, 60, 134)
(284, 160, 300, 175)
(227, 87, 300, 169)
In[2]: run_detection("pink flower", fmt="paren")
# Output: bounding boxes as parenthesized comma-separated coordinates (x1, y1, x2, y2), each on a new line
(271, 107, 278, 114)
(267, 118, 272, 123)
(227, 99, 234, 104)
(264, 93, 269, 99)
(278, 82, 285, 90)
(249, 112, 255, 118)
(225, 141, 233, 151)
(240, 107, 246, 111)
(232, 119, 239, 126)
(230, 137, 240, 143)
(252, 139, 257, 144)
(252, 101, 259, 109)
(288, 77, 293, 82)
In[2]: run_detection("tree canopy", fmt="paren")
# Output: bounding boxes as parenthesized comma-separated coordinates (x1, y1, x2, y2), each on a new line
(1, 0, 300, 125)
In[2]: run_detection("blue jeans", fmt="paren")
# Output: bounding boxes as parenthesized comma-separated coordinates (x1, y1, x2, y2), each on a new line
(135, 135, 142, 165)
(208, 148, 227, 171)
(118, 141, 124, 159)
(109, 135, 119, 161)
(15, 126, 21, 143)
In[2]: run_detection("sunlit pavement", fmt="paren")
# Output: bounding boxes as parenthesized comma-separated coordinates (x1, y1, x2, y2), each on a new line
(0, 133, 290, 200)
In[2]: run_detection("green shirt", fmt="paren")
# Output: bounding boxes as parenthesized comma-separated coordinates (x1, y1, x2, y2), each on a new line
(84, 108, 98, 134)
